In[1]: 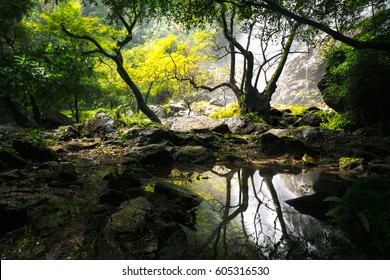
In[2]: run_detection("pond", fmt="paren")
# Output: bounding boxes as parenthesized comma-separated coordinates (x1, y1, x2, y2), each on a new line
(163, 164, 352, 259)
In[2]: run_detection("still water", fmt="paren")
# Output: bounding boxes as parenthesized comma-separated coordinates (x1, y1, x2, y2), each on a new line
(167, 165, 350, 259)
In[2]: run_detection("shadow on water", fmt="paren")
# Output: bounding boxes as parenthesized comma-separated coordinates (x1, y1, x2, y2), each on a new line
(165, 164, 353, 259)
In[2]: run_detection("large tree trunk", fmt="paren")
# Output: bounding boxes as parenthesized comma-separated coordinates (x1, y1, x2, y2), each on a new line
(29, 93, 41, 124)
(116, 63, 161, 123)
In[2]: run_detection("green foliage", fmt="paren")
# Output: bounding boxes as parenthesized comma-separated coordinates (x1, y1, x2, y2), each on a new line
(15, 235, 41, 255)
(319, 9, 390, 126)
(318, 111, 358, 132)
(210, 102, 240, 119)
(67, 243, 88, 260)
(326, 177, 390, 258)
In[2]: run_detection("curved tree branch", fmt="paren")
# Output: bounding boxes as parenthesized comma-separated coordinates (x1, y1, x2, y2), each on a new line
(222, 0, 390, 53)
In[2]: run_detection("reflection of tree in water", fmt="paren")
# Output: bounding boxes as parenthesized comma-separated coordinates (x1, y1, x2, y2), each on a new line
(195, 166, 347, 259)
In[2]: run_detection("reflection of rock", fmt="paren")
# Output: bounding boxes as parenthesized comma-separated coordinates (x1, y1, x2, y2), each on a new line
(99, 170, 143, 206)
(82, 112, 117, 138)
(154, 182, 203, 210)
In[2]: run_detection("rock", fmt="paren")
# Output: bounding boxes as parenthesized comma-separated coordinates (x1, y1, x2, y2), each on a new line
(294, 113, 322, 127)
(40, 111, 74, 129)
(367, 161, 390, 177)
(123, 127, 180, 145)
(168, 116, 225, 133)
(153, 222, 188, 259)
(210, 123, 230, 135)
(255, 133, 311, 157)
(55, 162, 77, 181)
(101, 197, 157, 259)
(123, 143, 174, 165)
(54, 125, 80, 141)
(48, 162, 81, 188)
(285, 192, 331, 221)
(0, 202, 28, 234)
(0, 147, 27, 169)
(104, 170, 142, 190)
(12, 139, 56, 162)
(82, 112, 117, 138)
(302, 154, 316, 166)
(271, 48, 325, 108)
(99, 170, 143, 205)
(150, 105, 167, 118)
(224, 117, 269, 135)
(174, 146, 215, 164)
(180, 132, 218, 149)
(339, 157, 365, 172)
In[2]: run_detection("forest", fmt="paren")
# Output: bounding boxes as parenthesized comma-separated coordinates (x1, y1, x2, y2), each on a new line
(1, 0, 390, 260)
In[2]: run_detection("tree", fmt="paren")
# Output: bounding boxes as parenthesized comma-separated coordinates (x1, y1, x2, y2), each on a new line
(0, 0, 34, 55)
(53, 0, 162, 123)
(165, 1, 300, 117)
(223, 0, 390, 53)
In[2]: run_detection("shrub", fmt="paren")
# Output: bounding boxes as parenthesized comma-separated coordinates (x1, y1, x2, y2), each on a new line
(210, 102, 240, 119)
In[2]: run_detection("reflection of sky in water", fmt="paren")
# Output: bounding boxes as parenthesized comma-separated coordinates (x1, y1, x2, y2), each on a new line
(181, 166, 336, 259)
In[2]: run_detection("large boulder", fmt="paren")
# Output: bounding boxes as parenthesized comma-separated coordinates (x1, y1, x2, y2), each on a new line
(294, 113, 322, 127)
(123, 143, 174, 165)
(82, 112, 118, 138)
(174, 146, 215, 164)
(168, 116, 226, 133)
(40, 111, 74, 129)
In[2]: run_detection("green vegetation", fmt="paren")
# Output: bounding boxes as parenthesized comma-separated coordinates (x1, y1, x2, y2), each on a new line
(1, 0, 389, 127)
(318, 111, 358, 132)
(210, 102, 240, 119)
(326, 177, 390, 258)
(318, 8, 390, 129)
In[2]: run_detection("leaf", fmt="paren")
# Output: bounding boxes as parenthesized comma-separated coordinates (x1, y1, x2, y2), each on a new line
(355, 210, 370, 232)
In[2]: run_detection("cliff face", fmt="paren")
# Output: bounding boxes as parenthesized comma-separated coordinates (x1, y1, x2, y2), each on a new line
(271, 48, 327, 108)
